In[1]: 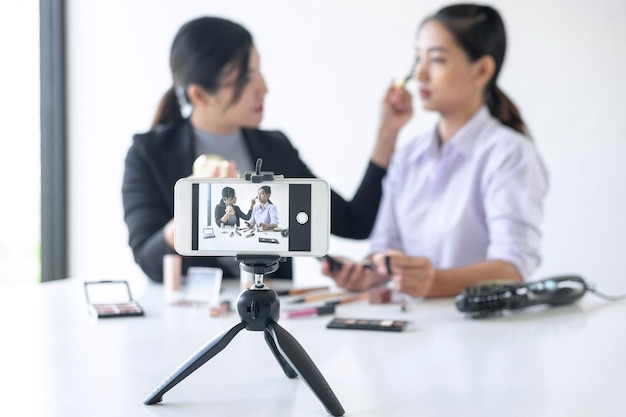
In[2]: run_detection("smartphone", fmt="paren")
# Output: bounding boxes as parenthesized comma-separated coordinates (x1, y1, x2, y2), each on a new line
(318, 254, 374, 272)
(318, 254, 344, 272)
(174, 177, 330, 256)
(84, 280, 144, 318)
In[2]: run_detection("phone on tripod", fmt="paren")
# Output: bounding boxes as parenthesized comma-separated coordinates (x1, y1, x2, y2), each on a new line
(174, 177, 331, 257)
(145, 166, 344, 416)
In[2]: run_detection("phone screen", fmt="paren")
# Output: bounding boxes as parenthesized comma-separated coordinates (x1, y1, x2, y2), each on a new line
(190, 181, 312, 253)
(174, 177, 330, 256)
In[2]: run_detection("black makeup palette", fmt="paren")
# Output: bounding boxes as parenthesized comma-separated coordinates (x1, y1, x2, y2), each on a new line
(326, 317, 410, 332)
(84, 280, 145, 318)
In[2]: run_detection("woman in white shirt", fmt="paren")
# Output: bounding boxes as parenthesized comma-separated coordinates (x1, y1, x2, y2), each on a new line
(249, 185, 279, 230)
(323, 4, 549, 298)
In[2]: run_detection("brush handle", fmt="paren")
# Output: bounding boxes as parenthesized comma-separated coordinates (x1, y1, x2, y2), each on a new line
(519, 275, 587, 308)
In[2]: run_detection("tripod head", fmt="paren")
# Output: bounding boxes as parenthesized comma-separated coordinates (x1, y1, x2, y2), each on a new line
(235, 255, 283, 331)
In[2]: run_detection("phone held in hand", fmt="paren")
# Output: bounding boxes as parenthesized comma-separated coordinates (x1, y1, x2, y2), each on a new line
(83, 280, 144, 318)
(318, 254, 374, 272)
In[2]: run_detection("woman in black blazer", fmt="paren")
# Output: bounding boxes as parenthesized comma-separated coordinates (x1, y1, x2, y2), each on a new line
(214, 186, 254, 228)
(122, 17, 406, 282)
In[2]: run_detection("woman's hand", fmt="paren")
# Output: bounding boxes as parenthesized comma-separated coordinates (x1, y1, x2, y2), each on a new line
(210, 161, 237, 178)
(380, 82, 413, 133)
(371, 83, 413, 168)
(321, 256, 386, 292)
(372, 250, 435, 297)
(163, 219, 176, 250)
(193, 155, 238, 178)
(221, 206, 235, 224)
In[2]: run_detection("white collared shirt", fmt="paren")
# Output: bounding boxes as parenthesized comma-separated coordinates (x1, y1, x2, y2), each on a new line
(369, 106, 549, 279)
(251, 202, 279, 226)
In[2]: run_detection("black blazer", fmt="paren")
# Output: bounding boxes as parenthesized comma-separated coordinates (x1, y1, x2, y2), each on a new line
(122, 120, 386, 282)
(214, 203, 252, 228)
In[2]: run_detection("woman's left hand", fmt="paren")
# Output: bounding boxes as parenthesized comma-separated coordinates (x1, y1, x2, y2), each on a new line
(372, 250, 435, 297)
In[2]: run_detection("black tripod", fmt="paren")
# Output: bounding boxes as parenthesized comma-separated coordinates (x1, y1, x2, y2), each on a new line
(143, 255, 345, 416)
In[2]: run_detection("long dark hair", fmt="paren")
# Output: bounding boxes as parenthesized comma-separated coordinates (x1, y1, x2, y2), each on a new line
(427, 4, 528, 137)
(220, 186, 236, 204)
(151, 17, 253, 128)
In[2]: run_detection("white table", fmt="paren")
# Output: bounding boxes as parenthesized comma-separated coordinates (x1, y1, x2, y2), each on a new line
(198, 226, 288, 252)
(1, 277, 624, 417)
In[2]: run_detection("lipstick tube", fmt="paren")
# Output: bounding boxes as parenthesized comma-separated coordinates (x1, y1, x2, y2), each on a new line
(281, 304, 336, 319)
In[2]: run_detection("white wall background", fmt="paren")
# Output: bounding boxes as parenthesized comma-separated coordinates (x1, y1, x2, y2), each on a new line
(66, 0, 626, 293)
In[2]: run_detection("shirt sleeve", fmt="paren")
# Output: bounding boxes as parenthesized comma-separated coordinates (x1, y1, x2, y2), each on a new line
(368, 153, 404, 254)
(248, 131, 386, 239)
(269, 204, 279, 225)
(329, 162, 387, 239)
(249, 206, 259, 225)
(122, 138, 177, 282)
(483, 140, 549, 280)
(235, 205, 252, 221)
(215, 204, 225, 227)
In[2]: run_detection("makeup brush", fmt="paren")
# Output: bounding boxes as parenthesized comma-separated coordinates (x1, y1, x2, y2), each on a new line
(393, 68, 414, 89)
(275, 286, 330, 296)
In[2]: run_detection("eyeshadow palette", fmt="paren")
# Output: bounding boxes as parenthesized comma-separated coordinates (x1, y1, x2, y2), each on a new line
(84, 280, 145, 318)
(326, 317, 411, 332)
(89, 301, 144, 318)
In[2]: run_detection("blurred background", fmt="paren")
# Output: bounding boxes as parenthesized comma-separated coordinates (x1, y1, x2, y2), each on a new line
(2, 0, 625, 294)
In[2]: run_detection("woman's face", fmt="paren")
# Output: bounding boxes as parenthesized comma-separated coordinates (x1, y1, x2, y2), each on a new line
(193, 46, 268, 133)
(224, 195, 236, 205)
(257, 188, 269, 204)
(414, 20, 484, 115)
(213, 46, 268, 130)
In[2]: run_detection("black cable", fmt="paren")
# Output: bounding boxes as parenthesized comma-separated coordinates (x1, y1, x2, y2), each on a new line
(587, 283, 626, 301)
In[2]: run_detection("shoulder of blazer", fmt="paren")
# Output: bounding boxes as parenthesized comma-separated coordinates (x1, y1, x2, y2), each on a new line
(131, 121, 195, 172)
(241, 128, 307, 176)
(132, 121, 193, 154)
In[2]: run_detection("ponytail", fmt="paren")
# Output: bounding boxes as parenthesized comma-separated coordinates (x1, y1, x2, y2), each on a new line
(430, 5, 531, 139)
(486, 85, 529, 138)
(150, 87, 184, 129)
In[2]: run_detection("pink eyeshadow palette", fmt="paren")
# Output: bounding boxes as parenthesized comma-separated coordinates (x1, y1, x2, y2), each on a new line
(91, 302, 144, 318)
(84, 280, 145, 318)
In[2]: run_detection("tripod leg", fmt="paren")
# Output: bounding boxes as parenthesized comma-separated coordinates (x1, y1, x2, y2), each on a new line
(264, 329, 298, 378)
(144, 322, 247, 405)
(266, 322, 345, 416)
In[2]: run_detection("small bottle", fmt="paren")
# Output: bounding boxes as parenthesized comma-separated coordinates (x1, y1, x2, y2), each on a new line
(163, 254, 182, 304)
(239, 262, 254, 291)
